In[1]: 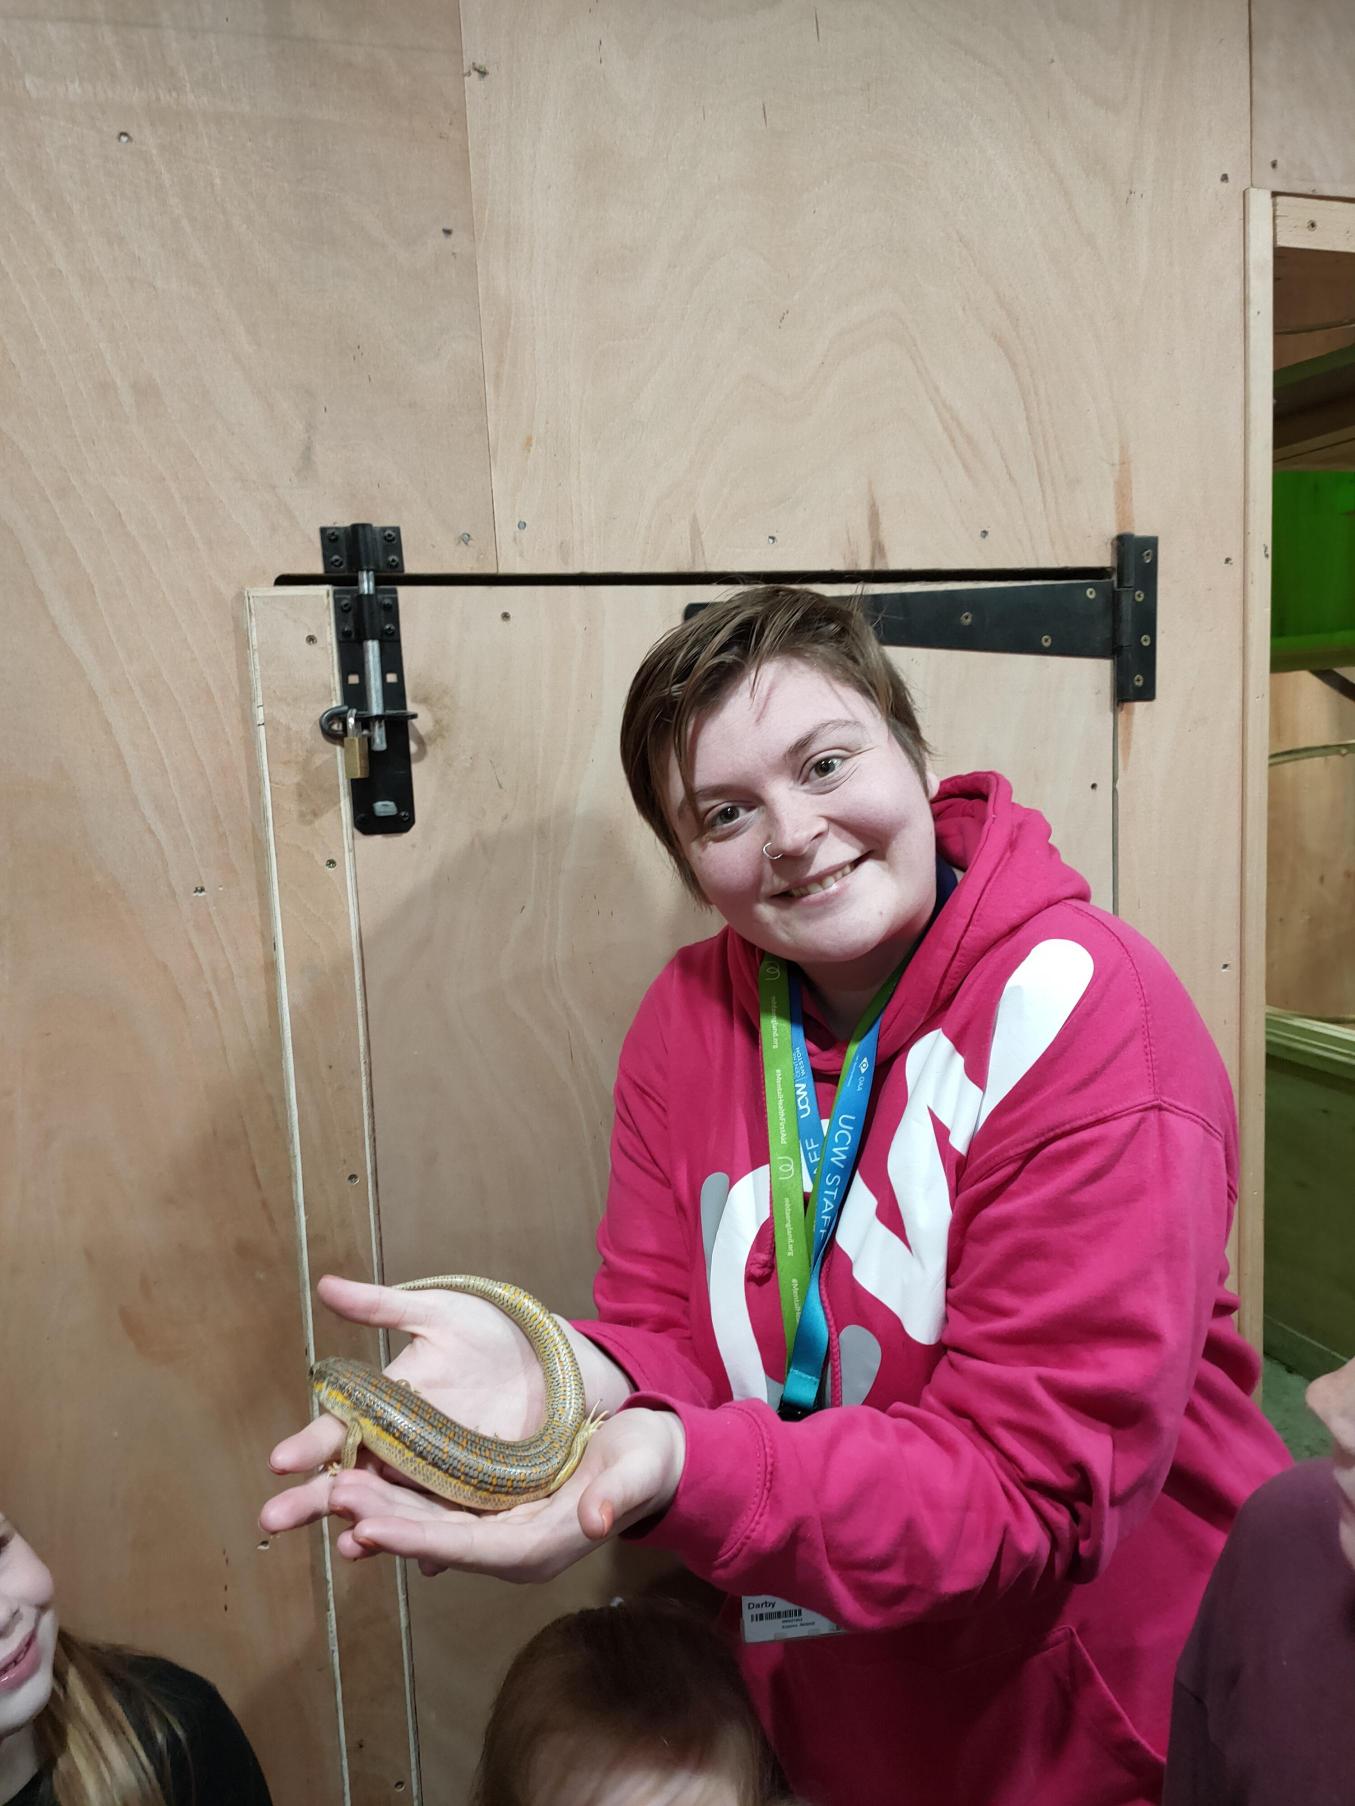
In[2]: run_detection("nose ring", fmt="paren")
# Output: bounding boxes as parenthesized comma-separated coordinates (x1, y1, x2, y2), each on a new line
(763, 843, 783, 861)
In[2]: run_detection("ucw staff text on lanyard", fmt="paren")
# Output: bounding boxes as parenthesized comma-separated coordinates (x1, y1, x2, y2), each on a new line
(758, 958, 897, 1422)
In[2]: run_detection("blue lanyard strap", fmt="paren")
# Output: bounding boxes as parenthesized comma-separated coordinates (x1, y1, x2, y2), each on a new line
(767, 857, 958, 1421)
(778, 995, 886, 1419)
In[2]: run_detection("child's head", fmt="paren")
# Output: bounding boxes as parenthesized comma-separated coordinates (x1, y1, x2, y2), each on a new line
(472, 1599, 789, 1806)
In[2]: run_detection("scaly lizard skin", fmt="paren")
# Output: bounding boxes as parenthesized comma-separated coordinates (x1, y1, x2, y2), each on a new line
(309, 1275, 602, 1513)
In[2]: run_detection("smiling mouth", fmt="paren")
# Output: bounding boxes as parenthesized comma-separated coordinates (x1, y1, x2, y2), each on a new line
(776, 856, 865, 901)
(0, 1630, 34, 1682)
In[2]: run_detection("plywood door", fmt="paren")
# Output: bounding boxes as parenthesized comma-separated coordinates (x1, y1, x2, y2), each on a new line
(250, 579, 1114, 1803)
(455, 0, 1254, 1260)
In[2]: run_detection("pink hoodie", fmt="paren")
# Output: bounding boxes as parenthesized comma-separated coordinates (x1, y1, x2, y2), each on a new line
(575, 773, 1288, 1806)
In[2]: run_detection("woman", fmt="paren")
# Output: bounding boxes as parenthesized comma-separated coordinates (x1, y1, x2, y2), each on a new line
(264, 587, 1287, 1805)
(0, 1509, 271, 1805)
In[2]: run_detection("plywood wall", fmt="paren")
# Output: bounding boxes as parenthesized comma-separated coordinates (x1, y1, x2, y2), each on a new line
(4, 0, 1270, 1797)
(1253, 0, 1355, 197)
(1268, 671, 1355, 1017)
(1, 5, 491, 1797)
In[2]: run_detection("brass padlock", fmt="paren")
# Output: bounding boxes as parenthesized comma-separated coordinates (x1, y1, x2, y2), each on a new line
(342, 708, 370, 781)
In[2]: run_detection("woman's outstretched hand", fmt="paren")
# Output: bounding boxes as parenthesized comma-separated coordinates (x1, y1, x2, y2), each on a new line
(258, 1273, 672, 1580)
(312, 1407, 685, 1580)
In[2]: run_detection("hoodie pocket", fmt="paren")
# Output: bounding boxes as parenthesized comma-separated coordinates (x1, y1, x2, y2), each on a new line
(763, 1622, 1165, 1806)
(943, 1625, 1165, 1806)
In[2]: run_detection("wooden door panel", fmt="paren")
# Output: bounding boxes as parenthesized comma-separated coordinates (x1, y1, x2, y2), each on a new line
(253, 580, 1114, 1801)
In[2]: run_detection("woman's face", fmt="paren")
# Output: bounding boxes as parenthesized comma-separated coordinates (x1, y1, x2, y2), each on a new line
(664, 658, 938, 993)
(0, 1514, 59, 1741)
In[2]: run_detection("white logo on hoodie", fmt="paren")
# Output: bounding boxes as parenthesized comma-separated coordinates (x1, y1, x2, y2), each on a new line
(704, 938, 1095, 1403)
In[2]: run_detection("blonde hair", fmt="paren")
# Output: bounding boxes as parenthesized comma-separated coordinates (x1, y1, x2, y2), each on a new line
(34, 1629, 184, 1806)
(619, 586, 930, 899)
(471, 1599, 788, 1806)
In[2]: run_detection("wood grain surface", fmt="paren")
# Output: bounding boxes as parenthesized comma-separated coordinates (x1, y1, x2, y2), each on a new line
(1268, 670, 1355, 1020)
(5, 0, 1276, 1798)
(460, 0, 1253, 1065)
(463, 0, 1248, 581)
(249, 587, 416, 1804)
(1, 5, 490, 1799)
(291, 579, 1110, 1800)
(1254, 0, 1355, 199)
(1238, 190, 1274, 1350)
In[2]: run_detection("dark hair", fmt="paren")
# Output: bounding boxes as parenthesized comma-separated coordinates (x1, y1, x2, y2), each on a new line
(619, 586, 930, 898)
(471, 1599, 788, 1806)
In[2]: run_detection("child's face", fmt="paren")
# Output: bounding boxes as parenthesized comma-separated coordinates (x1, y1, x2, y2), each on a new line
(555, 1765, 746, 1806)
(0, 1513, 59, 1741)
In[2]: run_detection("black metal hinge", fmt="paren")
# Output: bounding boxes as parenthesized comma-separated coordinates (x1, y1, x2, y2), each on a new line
(1111, 534, 1157, 702)
(303, 526, 1156, 838)
(681, 532, 1158, 703)
(314, 523, 418, 834)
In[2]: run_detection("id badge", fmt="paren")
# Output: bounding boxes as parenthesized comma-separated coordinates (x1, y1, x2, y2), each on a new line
(741, 1593, 843, 1644)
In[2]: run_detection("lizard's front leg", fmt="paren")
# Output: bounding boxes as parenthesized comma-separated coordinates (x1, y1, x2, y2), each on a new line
(326, 1417, 364, 1477)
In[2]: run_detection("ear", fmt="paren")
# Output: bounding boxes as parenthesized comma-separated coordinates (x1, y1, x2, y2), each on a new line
(925, 768, 940, 801)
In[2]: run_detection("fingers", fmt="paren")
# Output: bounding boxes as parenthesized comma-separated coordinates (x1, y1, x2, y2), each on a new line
(577, 1461, 647, 1542)
(328, 1468, 444, 1522)
(259, 1472, 340, 1535)
(314, 1273, 448, 1334)
(345, 1514, 470, 1564)
(338, 1492, 584, 1583)
(575, 1410, 683, 1541)
(578, 1489, 615, 1541)
(269, 1412, 346, 1476)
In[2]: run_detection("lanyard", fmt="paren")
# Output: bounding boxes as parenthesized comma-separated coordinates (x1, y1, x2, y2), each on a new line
(759, 858, 958, 1420)
(760, 961, 897, 1418)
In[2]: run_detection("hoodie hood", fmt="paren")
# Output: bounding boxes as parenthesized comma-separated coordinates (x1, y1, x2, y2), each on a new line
(723, 772, 1091, 1063)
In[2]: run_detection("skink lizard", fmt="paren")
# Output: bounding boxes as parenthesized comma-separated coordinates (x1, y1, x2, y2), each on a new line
(309, 1274, 603, 1513)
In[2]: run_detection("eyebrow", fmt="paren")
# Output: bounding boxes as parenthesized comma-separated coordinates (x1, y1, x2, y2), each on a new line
(686, 718, 868, 807)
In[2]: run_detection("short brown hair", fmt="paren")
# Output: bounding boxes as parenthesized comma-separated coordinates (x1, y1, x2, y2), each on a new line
(470, 1599, 788, 1806)
(620, 586, 930, 899)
